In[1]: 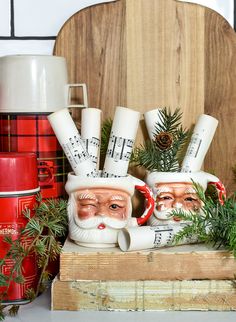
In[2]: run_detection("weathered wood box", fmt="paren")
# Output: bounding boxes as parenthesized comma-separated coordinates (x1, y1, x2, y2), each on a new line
(51, 239, 236, 311)
(58, 239, 236, 282)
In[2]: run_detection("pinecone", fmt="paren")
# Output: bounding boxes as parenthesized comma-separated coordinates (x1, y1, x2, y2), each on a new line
(154, 131, 173, 150)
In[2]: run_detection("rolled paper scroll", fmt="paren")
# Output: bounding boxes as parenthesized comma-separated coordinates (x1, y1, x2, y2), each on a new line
(81, 108, 102, 170)
(102, 106, 140, 178)
(181, 114, 218, 172)
(48, 108, 97, 177)
(118, 224, 195, 252)
(144, 108, 162, 140)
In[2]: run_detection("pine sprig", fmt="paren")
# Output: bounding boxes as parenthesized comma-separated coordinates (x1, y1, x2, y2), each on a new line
(173, 184, 236, 256)
(0, 195, 68, 320)
(132, 108, 190, 172)
(100, 118, 113, 156)
(154, 107, 183, 133)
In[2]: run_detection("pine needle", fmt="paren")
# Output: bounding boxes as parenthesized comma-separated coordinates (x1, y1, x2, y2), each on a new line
(173, 184, 236, 255)
(132, 107, 190, 172)
(100, 118, 113, 156)
(0, 197, 68, 319)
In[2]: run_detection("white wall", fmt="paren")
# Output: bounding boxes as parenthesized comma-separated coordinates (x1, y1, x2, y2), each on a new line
(177, 0, 234, 28)
(0, 0, 234, 57)
(0, 0, 116, 56)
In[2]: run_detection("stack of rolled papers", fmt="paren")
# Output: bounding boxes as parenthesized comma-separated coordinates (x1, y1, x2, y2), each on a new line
(48, 106, 140, 178)
(48, 107, 101, 177)
(144, 109, 218, 173)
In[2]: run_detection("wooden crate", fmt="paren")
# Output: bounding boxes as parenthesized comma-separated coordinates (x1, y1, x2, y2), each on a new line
(51, 277, 236, 311)
(59, 239, 236, 281)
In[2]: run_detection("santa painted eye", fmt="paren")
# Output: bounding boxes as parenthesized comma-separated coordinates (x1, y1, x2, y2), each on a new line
(184, 197, 197, 202)
(79, 201, 97, 207)
(109, 204, 122, 210)
(159, 195, 173, 200)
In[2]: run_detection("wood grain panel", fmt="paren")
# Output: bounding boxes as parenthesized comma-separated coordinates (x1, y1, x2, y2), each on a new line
(54, 1, 127, 122)
(204, 9, 236, 192)
(126, 0, 205, 128)
(54, 0, 236, 193)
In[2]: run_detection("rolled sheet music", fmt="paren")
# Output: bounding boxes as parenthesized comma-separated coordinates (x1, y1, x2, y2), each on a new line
(102, 106, 140, 178)
(48, 108, 97, 177)
(118, 224, 195, 252)
(81, 108, 101, 170)
(181, 114, 218, 172)
(144, 108, 162, 140)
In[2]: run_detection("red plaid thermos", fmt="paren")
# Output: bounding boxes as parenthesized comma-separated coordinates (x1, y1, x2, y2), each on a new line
(0, 152, 39, 304)
(0, 55, 88, 200)
(0, 113, 70, 199)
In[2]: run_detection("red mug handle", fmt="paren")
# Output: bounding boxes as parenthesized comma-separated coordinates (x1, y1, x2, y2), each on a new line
(130, 177, 155, 226)
(208, 181, 226, 205)
(37, 161, 54, 187)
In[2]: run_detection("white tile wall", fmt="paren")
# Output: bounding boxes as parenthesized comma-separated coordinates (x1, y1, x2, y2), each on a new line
(14, 0, 116, 36)
(0, 0, 234, 57)
(177, 0, 235, 28)
(0, 40, 55, 56)
(0, 0, 11, 36)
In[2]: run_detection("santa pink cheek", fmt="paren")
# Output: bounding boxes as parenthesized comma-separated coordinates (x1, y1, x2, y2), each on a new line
(78, 208, 96, 219)
(157, 200, 172, 210)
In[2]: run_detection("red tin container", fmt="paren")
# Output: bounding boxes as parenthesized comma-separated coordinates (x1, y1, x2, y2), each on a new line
(0, 152, 40, 304)
(0, 113, 70, 199)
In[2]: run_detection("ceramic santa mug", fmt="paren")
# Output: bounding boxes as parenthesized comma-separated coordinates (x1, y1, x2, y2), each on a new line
(65, 172, 155, 248)
(145, 171, 226, 226)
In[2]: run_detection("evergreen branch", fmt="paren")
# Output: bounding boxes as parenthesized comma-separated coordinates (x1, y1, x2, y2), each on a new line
(132, 107, 190, 172)
(100, 118, 113, 156)
(0, 197, 68, 320)
(173, 185, 236, 255)
(8, 305, 19, 317)
(132, 140, 163, 172)
(154, 107, 183, 134)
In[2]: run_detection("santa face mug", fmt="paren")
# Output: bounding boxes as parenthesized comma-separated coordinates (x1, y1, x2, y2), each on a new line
(65, 172, 154, 248)
(145, 171, 226, 226)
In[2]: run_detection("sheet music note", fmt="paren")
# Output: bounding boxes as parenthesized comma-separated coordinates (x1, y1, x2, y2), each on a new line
(48, 108, 97, 177)
(83, 136, 100, 166)
(105, 132, 134, 163)
(81, 108, 101, 170)
(102, 107, 140, 177)
(118, 223, 196, 252)
(63, 135, 90, 165)
(181, 114, 218, 172)
(152, 226, 176, 247)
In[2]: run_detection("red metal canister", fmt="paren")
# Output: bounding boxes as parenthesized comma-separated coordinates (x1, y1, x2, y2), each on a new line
(0, 152, 40, 304)
(0, 113, 70, 199)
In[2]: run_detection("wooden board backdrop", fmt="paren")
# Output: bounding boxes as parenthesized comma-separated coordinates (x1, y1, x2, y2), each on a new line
(54, 0, 236, 193)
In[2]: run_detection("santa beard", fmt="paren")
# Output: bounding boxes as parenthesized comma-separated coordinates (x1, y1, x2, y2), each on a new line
(69, 215, 128, 248)
(148, 207, 191, 226)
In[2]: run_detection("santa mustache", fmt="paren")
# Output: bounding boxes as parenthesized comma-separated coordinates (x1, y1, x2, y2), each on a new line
(74, 215, 128, 230)
(153, 206, 191, 220)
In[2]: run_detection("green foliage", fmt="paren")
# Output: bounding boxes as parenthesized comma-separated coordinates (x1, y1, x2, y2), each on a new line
(100, 118, 113, 156)
(132, 108, 190, 172)
(0, 195, 68, 320)
(8, 305, 19, 317)
(173, 184, 236, 257)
